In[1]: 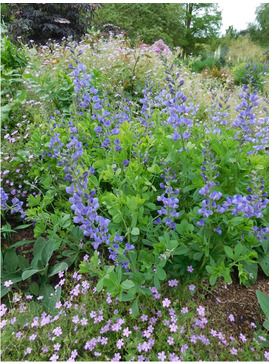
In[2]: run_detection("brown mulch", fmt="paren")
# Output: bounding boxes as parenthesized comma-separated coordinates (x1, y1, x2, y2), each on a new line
(195, 270, 269, 339)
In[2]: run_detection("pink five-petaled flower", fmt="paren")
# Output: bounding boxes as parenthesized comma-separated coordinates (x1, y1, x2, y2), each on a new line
(4, 280, 13, 287)
(24, 347, 32, 355)
(189, 284, 196, 291)
(181, 307, 188, 314)
(230, 347, 238, 355)
(140, 314, 148, 322)
(264, 352, 269, 361)
(239, 333, 247, 342)
(167, 336, 174, 345)
(158, 351, 166, 361)
(162, 298, 171, 308)
(187, 266, 194, 273)
(169, 323, 178, 332)
(197, 305, 205, 317)
(52, 326, 62, 337)
(168, 279, 178, 287)
(50, 354, 59, 361)
(123, 327, 132, 337)
(112, 353, 121, 361)
(80, 318, 88, 326)
(54, 343, 61, 351)
(116, 339, 124, 349)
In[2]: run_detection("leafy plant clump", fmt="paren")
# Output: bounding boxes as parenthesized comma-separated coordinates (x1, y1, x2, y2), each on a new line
(1, 33, 269, 361)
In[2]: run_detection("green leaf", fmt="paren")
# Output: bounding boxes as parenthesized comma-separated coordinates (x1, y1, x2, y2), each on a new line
(8, 240, 35, 250)
(28, 194, 41, 207)
(4, 249, 18, 272)
(121, 293, 135, 302)
(116, 265, 122, 283)
(258, 253, 269, 276)
(41, 239, 54, 266)
(96, 278, 104, 292)
(29, 282, 39, 296)
(263, 320, 269, 330)
(256, 290, 269, 319)
(113, 213, 122, 224)
(48, 262, 68, 277)
(156, 266, 166, 281)
(22, 268, 41, 280)
(224, 246, 234, 260)
(79, 262, 90, 274)
(131, 298, 139, 317)
(121, 280, 135, 290)
(15, 223, 33, 230)
(33, 237, 47, 257)
(131, 227, 140, 236)
(154, 275, 160, 290)
(234, 243, 244, 258)
(17, 255, 29, 270)
(131, 214, 138, 228)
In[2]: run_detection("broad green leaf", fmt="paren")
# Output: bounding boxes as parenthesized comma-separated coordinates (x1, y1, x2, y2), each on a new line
(48, 262, 68, 277)
(154, 275, 160, 290)
(96, 278, 104, 292)
(224, 246, 234, 260)
(121, 280, 135, 290)
(17, 255, 29, 270)
(131, 227, 140, 236)
(33, 237, 47, 257)
(8, 240, 35, 250)
(156, 266, 166, 281)
(4, 249, 18, 272)
(131, 298, 139, 317)
(113, 213, 122, 224)
(256, 290, 269, 319)
(29, 282, 39, 296)
(258, 253, 269, 276)
(22, 268, 41, 280)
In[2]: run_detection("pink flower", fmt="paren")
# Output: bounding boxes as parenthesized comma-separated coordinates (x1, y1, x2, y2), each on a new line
(123, 327, 132, 337)
(197, 305, 205, 317)
(181, 307, 188, 314)
(228, 314, 235, 322)
(230, 347, 237, 355)
(189, 284, 196, 291)
(169, 323, 178, 332)
(162, 298, 171, 308)
(116, 339, 124, 349)
(158, 351, 166, 361)
(167, 336, 174, 345)
(4, 280, 13, 287)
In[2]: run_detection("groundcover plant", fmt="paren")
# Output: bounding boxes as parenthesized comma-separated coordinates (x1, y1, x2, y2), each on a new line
(1, 34, 269, 361)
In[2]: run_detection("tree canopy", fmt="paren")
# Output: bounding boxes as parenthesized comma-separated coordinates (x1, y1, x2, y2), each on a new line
(247, 3, 269, 48)
(96, 3, 222, 56)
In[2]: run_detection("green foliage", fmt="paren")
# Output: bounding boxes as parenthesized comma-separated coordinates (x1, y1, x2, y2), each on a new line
(233, 61, 269, 91)
(96, 3, 184, 48)
(1, 36, 28, 125)
(189, 54, 222, 73)
(247, 3, 269, 48)
(1, 237, 68, 299)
